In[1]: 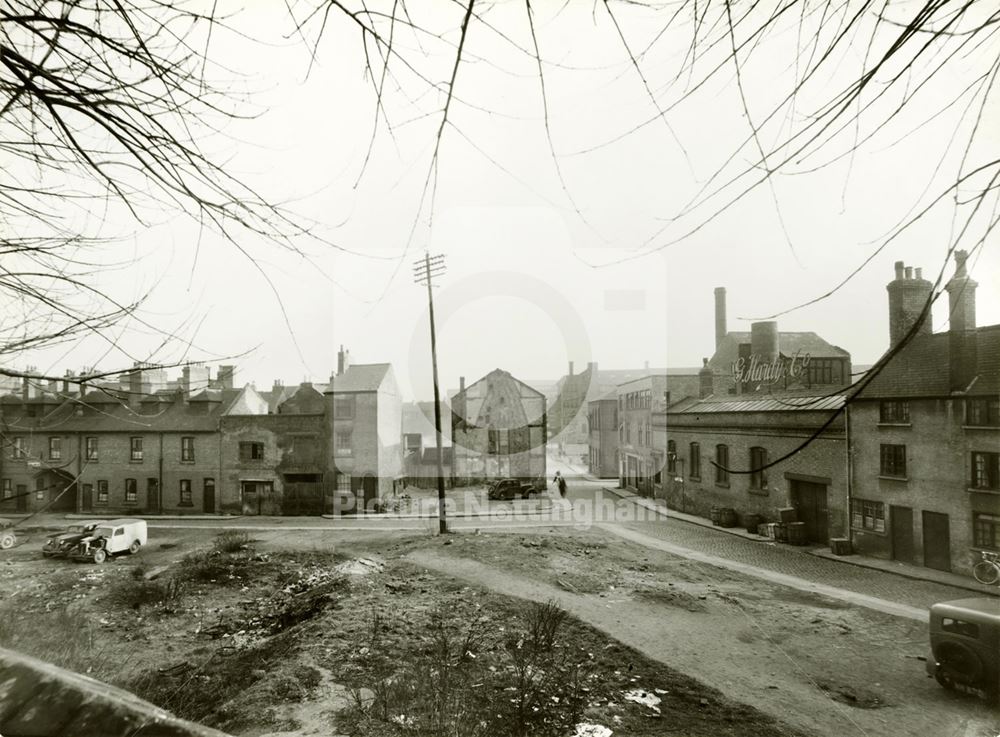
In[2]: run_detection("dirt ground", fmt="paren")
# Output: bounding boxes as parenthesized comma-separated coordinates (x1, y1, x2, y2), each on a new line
(0, 524, 997, 737)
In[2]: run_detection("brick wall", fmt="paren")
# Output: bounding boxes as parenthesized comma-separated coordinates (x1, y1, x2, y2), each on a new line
(850, 398, 1000, 576)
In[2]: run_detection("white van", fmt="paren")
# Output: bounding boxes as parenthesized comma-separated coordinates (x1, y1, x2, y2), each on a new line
(71, 518, 147, 563)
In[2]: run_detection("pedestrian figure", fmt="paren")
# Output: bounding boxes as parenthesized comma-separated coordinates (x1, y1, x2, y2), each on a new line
(555, 473, 567, 498)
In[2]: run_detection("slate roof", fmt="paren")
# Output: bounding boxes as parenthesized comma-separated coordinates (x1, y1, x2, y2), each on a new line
(708, 331, 849, 371)
(0, 396, 226, 433)
(856, 324, 1000, 399)
(326, 364, 391, 393)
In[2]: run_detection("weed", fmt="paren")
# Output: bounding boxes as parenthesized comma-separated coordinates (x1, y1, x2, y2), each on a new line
(212, 530, 252, 554)
(0, 607, 107, 678)
(107, 575, 184, 609)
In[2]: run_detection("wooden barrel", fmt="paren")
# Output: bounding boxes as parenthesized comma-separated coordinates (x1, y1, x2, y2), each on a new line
(719, 507, 737, 528)
(744, 514, 762, 534)
(711, 506, 722, 526)
(787, 522, 806, 545)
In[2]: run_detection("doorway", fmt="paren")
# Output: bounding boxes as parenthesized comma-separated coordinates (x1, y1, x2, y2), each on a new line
(362, 474, 377, 512)
(146, 478, 159, 514)
(82, 483, 93, 511)
(15, 485, 26, 513)
(203, 478, 216, 514)
(922, 511, 951, 572)
(790, 480, 829, 543)
(890, 505, 915, 564)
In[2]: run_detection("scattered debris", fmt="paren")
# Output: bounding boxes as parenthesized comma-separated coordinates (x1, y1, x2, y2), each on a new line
(624, 688, 661, 713)
(575, 724, 613, 737)
(334, 558, 384, 576)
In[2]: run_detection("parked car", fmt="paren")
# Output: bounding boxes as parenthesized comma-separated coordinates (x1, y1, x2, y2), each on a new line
(0, 519, 16, 550)
(487, 478, 540, 501)
(70, 519, 147, 564)
(926, 597, 1000, 701)
(42, 520, 108, 558)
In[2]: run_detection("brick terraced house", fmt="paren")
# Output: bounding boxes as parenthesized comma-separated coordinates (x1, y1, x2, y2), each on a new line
(849, 253, 1000, 577)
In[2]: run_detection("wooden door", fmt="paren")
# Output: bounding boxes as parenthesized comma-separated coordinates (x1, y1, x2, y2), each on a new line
(203, 479, 215, 514)
(362, 474, 377, 512)
(922, 511, 951, 572)
(81, 483, 93, 511)
(15, 485, 26, 512)
(791, 480, 829, 543)
(890, 505, 915, 564)
(146, 478, 159, 514)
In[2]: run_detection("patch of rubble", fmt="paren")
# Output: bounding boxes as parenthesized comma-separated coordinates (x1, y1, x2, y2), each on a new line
(575, 724, 613, 737)
(623, 688, 662, 713)
(333, 557, 384, 576)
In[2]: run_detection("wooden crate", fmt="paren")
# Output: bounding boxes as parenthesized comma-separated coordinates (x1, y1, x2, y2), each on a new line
(830, 537, 852, 556)
(778, 507, 798, 524)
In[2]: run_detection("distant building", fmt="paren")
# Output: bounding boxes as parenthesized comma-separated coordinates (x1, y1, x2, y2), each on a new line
(326, 359, 404, 510)
(707, 287, 852, 395)
(549, 361, 700, 448)
(587, 392, 619, 478)
(451, 369, 546, 484)
(850, 254, 999, 577)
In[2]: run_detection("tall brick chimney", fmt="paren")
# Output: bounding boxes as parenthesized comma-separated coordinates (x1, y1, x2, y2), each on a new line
(714, 287, 727, 349)
(946, 250, 978, 391)
(568, 361, 574, 377)
(887, 260, 932, 348)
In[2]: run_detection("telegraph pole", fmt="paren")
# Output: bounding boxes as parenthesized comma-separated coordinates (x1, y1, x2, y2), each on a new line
(414, 252, 448, 534)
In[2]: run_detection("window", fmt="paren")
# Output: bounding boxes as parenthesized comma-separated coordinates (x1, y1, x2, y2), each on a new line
(125, 478, 137, 503)
(10, 437, 25, 459)
(750, 447, 768, 490)
(973, 512, 1000, 550)
(239, 441, 265, 461)
(715, 445, 729, 485)
(335, 431, 352, 457)
(35, 477, 45, 501)
(689, 443, 701, 480)
(48, 436, 62, 460)
(851, 499, 886, 532)
(179, 479, 192, 506)
(667, 440, 676, 473)
(879, 400, 910, 424)
(1, 479, 10, 499)
(97, 480, 109, 505)
(181, 436, 195, 462)
(336, 474, 352, 491)
(879, 444, 907, 478)
(941, 618, 979, 639)
(334, 396, 355, 418)
(967, 397, 1000, 427)
(130, 436, 143, 461)
(971, 451, 999, 490)
(85, 436, 98, 461)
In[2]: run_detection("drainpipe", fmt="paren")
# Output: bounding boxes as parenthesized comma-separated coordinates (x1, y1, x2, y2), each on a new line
(158, 432, 164, 515)
(845, 404, 853, 550)
(76, 434, 82, 513)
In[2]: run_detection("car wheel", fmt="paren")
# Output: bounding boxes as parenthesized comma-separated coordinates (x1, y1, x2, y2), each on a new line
(934, 667, 957, 691)
(129, 541, 141, 554)
(0, 533, 15, 550)
(93, 548, 107, 564)
(937, 641, 982, 686)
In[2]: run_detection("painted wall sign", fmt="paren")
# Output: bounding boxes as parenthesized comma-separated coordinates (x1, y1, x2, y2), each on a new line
(731, 349, 811, 384)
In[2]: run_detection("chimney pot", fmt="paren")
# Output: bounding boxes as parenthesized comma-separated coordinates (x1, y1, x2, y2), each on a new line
(904, 266, 913, 280)
(894, 261, 904, 280)
(915, 267, 922, 280)
(568, 361, 574, 377)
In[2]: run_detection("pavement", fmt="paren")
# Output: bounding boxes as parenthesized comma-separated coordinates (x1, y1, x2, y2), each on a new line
(601, 483, 999, 598)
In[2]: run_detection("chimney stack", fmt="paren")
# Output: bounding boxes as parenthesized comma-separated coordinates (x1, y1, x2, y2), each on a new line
(886, 260, 932, 348)
(698, 358, 714, 398)
(714, 287, 727, 350)
(568, 361, 574, 377)
(946, 250, 979, 391)
(217, 364, 235, 390)
(337, 345, 351, 376)
(750, 321, 780, 363)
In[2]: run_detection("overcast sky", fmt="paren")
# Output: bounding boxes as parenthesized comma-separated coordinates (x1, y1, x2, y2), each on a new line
(16, 2, 1000, 400)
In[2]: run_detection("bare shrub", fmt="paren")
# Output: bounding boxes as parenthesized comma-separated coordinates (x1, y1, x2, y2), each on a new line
(212, 530, 253, 554)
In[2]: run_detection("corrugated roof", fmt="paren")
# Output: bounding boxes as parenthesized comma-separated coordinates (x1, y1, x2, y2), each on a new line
(671, 394, 845, 414)
(327, 363, 391, 393)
